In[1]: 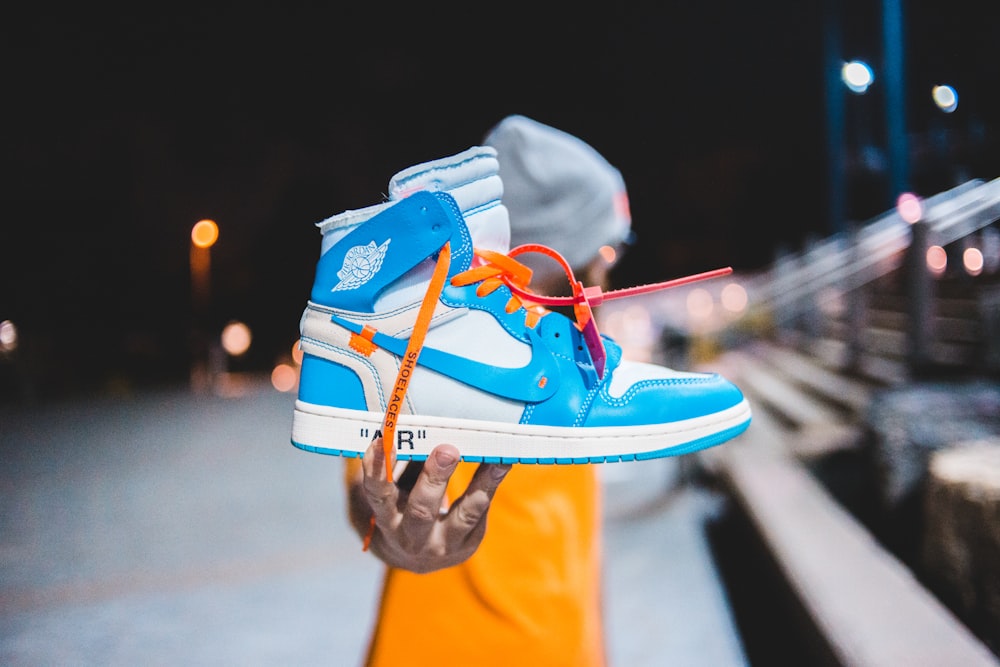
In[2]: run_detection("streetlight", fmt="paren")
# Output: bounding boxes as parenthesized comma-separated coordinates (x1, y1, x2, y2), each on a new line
(190, 219, 219, 391)
(190, 219, 218, 311)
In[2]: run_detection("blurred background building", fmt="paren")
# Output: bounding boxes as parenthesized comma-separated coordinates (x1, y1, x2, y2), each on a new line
(1, 2, 997, 403)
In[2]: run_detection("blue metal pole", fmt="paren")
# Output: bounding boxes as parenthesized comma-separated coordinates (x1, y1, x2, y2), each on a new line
(824, 0, 846, 236)
(883, 0, 909, 200)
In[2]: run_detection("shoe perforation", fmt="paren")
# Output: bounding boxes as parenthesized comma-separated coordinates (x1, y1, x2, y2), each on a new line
(573, 385, 604, 427)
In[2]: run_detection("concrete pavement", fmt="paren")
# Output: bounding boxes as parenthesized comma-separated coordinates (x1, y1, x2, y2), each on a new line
(0, 378, 746, 666)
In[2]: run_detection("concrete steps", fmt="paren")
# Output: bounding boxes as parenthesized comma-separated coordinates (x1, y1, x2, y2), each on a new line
(722, 342, 867, 460)
(701, 343, 1000, 666)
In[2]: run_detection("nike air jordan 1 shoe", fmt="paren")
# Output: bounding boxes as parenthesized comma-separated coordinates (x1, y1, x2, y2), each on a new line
(291, 147, 751, 466)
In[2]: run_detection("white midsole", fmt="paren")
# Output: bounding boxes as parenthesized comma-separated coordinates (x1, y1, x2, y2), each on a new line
(291, 399, 752, 460)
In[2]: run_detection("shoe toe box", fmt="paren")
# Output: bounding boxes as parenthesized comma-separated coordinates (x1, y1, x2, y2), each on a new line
(585, 363, 746, 426)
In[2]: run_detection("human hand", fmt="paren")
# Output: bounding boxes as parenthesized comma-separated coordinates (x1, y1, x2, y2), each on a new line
(347, 438, 511, 573)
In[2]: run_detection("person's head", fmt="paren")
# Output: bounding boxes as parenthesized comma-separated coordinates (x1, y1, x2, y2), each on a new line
(484, 114, 632, 295)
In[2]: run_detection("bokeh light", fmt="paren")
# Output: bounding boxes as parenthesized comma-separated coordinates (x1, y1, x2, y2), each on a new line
(963, 247, 984, 276)
(842, 60, 874, 94)
(932, 85, 958, 113)
(620, 304, 654, 342)
(291, 340, 304, 365)
(191, 219, 219, 249)
(926, 245, 948, 275)
(720, 283, 748, 314)
(221, 321, 252, 356)
(271, 363, 298, 392)
(600, 304, 656, 362)
(598, 245, 618, 265)
(0, 320, 18, 352)
(897, 192, 923, 223)
(686, 288, 714, 321)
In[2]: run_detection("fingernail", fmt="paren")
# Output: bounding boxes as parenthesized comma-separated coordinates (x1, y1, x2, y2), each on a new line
(434, 448, 458, 467)
(491, 464, 512, 480)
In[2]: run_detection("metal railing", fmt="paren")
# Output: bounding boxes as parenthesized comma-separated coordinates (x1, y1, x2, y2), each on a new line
(747, 177, 1000, 317)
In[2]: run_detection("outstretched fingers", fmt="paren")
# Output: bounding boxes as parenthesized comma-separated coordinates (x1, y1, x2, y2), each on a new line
(358, 439, 512, 571)
(397, 445, 460, 550)
(443, 462, 511, 546)
(362, 438, 399, 526)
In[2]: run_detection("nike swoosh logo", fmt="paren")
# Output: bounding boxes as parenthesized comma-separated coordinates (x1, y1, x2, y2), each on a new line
(329, 314, 560, 402)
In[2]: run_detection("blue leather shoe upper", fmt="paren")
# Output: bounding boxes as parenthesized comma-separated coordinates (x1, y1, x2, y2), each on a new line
(305, 190, 746, 430)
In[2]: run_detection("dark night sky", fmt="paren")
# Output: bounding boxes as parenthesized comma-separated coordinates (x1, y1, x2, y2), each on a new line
(2, 3, 998, 401)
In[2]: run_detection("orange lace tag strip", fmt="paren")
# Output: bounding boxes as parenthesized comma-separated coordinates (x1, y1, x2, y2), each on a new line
(380, 242, 452, 484)
(363, 515, 376, 551)
(349, 324, 379, 356)
(363, 243, 452, 552)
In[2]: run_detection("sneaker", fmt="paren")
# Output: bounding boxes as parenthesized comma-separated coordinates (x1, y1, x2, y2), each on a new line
(291, 147, 750, 469)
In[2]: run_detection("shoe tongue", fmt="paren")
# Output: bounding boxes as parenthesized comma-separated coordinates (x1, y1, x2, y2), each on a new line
(388, 146, 510, 254)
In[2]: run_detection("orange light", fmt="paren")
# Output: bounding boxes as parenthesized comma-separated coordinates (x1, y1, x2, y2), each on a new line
(291, 340, 304, 365)
(191, 219, 219, 249)
(963, 247, 984, 276)
(926, 245, 947, 275)
(598, 245, 617, 265)
(221, 321, 252, 356)
(271, 363, 298, 392)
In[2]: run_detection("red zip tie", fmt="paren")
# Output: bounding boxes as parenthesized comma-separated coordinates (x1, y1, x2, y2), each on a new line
(505, 265, 734, 307)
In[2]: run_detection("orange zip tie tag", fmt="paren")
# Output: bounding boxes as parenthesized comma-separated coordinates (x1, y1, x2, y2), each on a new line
(349, 324, 379, 356)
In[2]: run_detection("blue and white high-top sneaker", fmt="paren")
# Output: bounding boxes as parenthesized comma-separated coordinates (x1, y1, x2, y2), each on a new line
(292, 147, 751, 464)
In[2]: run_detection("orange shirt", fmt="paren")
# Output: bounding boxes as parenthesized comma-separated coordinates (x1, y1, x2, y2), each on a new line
(357, 461, 605, 667)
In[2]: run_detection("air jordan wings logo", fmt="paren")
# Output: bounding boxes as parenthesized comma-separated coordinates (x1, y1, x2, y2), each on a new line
(331, 239, 391, 292)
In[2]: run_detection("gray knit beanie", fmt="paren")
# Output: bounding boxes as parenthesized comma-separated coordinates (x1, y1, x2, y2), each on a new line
(483, 115, 632, 285)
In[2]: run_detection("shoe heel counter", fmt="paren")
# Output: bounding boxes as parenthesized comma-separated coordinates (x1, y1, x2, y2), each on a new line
(298, 353, 368, 410)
